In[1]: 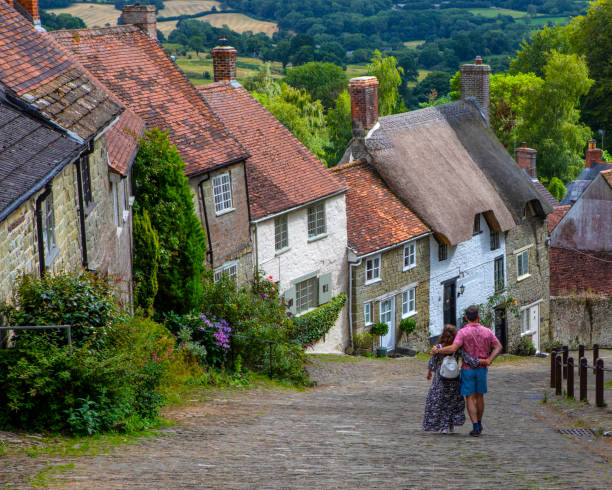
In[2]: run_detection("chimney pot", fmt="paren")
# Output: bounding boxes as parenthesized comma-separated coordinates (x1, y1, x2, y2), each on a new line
(349, 76, 379, 135)
(121, 4, 157, 40)
(515, 143, 537, 179)
(585, 139, 603, 168)
(460, 57, 491, 126)
(211, 45, 237, 82)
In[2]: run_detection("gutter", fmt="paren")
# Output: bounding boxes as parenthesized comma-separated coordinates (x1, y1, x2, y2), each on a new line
(74, 155, 89, 269)
(352, 231, 433, 260)
(187, 154, 250, 180)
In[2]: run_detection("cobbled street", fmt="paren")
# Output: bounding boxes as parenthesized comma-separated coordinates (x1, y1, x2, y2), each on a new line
(2, 356, 612, 489)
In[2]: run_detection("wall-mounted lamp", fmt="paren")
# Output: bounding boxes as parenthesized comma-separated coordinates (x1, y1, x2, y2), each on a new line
(457, 285, 465, 297)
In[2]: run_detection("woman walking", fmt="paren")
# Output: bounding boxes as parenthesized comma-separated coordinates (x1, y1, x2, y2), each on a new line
(422, 324, 481, 433)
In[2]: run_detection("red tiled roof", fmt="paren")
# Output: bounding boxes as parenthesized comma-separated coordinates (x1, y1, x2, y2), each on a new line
(548, 205, 571, 233)
(602, 169, 612, 189)
(331, 160, 429, 256)
(550, 247, 612, 296)
(106, 107, 145, 176)
(199, 81, 346, 219)
(51, 26, 248, 177)
(0, 3, 122, 140)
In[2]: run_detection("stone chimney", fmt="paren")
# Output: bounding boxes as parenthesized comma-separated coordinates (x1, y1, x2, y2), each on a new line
(122, 4, 157, 40)
(211, 42, 237, 82)
(460, 56, 491, 125)
(349, 76, 379, 136)
(515, 142, 537, 178)
(14, 0, 41, 28)
(585, 139, 603, 168)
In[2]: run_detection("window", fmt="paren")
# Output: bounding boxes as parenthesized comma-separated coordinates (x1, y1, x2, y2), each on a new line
(364, 302, 373, 325)
(402, 287, 416, 317)
(365, 255, 381, 284)
(214, 261, 238, 282)
(296, 276, 317, 313)
(80, 156, 93, 209)
(494, 256, 504, 292)
(212, 172, 233, 214)
(274, 215, 289, 251)
(307, 202, 326, 238)
(111, 181, 119, 227)
(473, 214, 481, 235)
(403, 242, 416, 270)
(517, 249, 529, 279)
(520, 308, 529, 334)
(41, 192, 56, 258)
(490, 230, 500, 251)
(438, 243, 448, 261)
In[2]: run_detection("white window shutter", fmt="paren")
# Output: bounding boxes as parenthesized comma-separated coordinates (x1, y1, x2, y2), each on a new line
(284, 285, 296, 316)
(318, 272, 332, 305)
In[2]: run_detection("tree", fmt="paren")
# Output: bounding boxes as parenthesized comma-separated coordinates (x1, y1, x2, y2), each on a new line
(40, 12, 86, 31)
(132, 210, 160, 315)
(410, 71, 452, 108)
(285, 62, 348, 110)
(132, 129, 207, 314)
(325, 89, 352, 166)
(509, 25, 572, 77)
(547, 177, 567, 201)
(367, 50, 404, 116)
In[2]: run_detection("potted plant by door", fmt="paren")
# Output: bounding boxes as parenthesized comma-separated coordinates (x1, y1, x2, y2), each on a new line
(370, 322, 389, 357)
(399, 317, 417, 356)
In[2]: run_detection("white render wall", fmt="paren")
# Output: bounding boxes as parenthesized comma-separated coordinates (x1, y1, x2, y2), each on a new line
(429, 218, 506, 337)
(255, 193, 348, 353)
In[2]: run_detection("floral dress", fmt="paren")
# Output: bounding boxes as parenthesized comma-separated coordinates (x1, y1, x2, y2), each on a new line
(422, 348, 480, 431)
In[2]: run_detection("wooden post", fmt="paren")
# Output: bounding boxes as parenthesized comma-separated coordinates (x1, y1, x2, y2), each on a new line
(555, 355, 562, 396)
(593, 344, 599, 374)
(562, 345, 568, 379)
(578, 344, 585, 362)
(551, 350, 557, 388)
(567, 356, 574, 399)
(579, 357, 588, 402)
(596, 358, 604, 408)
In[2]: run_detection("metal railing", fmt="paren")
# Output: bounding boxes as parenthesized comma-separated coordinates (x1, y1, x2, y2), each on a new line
(550, 344, 612, 407)
(0, 325, 73, 353)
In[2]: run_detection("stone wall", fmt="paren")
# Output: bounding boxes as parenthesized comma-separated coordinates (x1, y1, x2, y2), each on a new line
(550, 296, 612, 348)
(505, 214, 550, 353)
(351, 236, 430, 352)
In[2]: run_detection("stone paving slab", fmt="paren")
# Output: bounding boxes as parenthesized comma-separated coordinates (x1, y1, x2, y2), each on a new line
(1, 356, 611, 489)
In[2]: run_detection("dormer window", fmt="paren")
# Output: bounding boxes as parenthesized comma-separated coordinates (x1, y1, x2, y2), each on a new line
(438, 243, 448, 261)
(473, 214, 481, 235)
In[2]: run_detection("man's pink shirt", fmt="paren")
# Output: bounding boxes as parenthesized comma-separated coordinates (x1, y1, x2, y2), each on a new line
(453, 323, 501, 370)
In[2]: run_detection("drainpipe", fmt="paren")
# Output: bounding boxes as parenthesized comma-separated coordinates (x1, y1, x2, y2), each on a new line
(348, 255, 363, 351)
(198, 176, 214, 265)
(35, 186, 52, 278)
(74, 156, 89, 269)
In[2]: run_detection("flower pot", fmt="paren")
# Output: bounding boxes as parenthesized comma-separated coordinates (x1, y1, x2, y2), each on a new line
(376, 347, 388, 358)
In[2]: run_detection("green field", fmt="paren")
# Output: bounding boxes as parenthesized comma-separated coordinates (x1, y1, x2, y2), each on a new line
(530, 16, 570, 25)
(468, 7, 527, 18)
(403, 40, 425, 48)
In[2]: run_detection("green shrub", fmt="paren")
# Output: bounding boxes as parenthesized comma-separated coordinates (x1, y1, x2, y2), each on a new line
(133, 209, 160, 314)
(370, 322, 389, 337)
(288, 293, 347, 347)
(515, 336, 536, 356)
(353, 331, 374, 353)
(399, 317, 417, 335)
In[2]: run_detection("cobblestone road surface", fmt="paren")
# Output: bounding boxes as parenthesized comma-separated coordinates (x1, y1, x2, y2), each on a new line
(2, 356, 611, 488)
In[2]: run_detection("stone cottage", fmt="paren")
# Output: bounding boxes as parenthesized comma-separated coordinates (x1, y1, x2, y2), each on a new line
(331, 159, 431, 353)
(341, 58, 553, 353)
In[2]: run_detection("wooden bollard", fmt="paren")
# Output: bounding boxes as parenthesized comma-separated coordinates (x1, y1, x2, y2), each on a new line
(596, 358, 604, 407)
(567, 356, 574, 399)
(593, 344, 599, 374)
(551, 350, 557, 388)
(579, 357, 588, 402)
(578, 344, 585, 362)
(562, 345, 569, 379)
(555, 355, 563, 396)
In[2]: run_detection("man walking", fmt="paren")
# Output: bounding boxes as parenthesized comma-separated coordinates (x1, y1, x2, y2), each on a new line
(432, 305, 502, 436)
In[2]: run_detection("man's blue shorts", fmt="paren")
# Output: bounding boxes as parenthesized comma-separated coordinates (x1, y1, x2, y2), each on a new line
(460, 368, 488, 396)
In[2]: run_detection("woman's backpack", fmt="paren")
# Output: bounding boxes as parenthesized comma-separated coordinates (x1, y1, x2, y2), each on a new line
(439, 355, 460, 380)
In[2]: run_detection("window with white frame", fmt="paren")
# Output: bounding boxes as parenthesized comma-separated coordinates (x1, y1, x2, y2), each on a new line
(274, 214, 288, 251)
(403, 242, 416, 270)
(365, 255, 381, 284)
(111, 181, 119, 227)
(402, 287, 416, 317)
(307, 202, 326, 238)
(520, 308, 529, 334)
(364, 302, 373, 325)
(214, 261, 238, 282)
(517, 249, 529, 279)
(41, 191, 56, 259)
(296, 276, 318, 313)
(212, 172, 233, 214)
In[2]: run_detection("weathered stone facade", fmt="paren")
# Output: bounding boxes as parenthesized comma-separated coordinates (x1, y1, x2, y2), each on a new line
(191, 162, 253, 286)
(350, 236, 430, 352)
(550, 296, 612, 347)
(504, 212, 550, 353)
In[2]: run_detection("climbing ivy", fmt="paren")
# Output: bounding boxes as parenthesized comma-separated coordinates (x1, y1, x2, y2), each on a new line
(289, 293, 347, 348)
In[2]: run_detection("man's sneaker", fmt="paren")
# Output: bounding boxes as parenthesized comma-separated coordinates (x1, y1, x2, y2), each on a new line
(469, 428, 482, 437)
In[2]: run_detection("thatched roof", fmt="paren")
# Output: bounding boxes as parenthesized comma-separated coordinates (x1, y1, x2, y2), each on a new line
(363, 101, 552, 245)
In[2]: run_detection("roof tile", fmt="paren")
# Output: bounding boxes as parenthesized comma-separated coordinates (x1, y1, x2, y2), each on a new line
(548, 205, 571, 233)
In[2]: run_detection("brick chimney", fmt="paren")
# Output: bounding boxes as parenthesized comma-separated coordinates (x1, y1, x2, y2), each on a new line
(14, 0, 41, 29)
(122, 4, 157, 40)
(349, 76, 379, 135)
(515, 142, 537, 178)
(460, 56, 491, 126)
(211, 42, 237, 82)
(585, 139, 603, 168)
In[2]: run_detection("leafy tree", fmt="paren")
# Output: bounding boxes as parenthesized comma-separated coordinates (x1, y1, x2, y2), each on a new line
(547, 177, 567, 201)
(285, 62, 348, 110)
(291, 45, 315, 66)
(367, 50, 404, 116)
(410, 71, 452, 109)
(132, 129, 207, 314)
(325, 89, 352, 166)
(133, 210, 160, 315)
(40, 11, 86, 31)
(509, 25, 572, 77)
(242, 62, 280, 95)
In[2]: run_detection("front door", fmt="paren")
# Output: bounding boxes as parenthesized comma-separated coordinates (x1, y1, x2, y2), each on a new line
(443, 281, 456, 327)
(380, 298, 395, 351)
(529, 304, 540, 352)
(494, 307, 507, 353)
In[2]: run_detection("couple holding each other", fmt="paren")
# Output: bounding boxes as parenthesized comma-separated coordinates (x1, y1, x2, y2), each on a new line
(422, 305, 502, 437)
